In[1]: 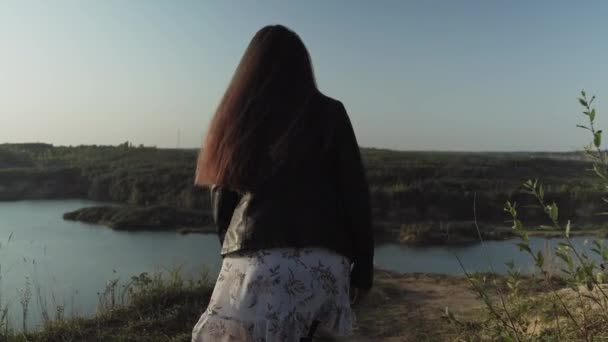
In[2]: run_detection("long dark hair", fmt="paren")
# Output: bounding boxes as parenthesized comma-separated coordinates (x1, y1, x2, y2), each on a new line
(195, 25, 320, 190)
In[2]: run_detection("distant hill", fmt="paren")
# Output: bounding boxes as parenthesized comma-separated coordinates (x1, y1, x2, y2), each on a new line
(1, 143, 606, 242)
(0, 148, 35, 168)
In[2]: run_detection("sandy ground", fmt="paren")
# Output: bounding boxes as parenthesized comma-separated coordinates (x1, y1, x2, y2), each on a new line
(349, 269, 484, 341)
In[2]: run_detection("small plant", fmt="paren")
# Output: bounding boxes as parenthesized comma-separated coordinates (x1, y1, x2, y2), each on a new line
(0, 235, 14, 340)
(0, 266, 211, 341)
(0, 266, 10, 339)
(18, 277, 32, 333)
(97, 270, 120, 317)
(399, 223, 431, 243)
(449, 91, 608, 341)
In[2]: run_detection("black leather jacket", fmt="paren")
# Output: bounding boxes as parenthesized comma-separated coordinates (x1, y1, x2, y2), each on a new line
(209, 95, 374, 290)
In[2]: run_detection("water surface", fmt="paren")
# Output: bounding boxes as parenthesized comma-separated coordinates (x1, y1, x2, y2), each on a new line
(0, 200, 604, 328)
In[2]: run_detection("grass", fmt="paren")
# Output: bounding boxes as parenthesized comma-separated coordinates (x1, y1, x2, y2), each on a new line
(6, 268, 599, 341)
(2, 269, 214, 342)
(445, 277, 608, 341)
(0, 267, 483, 341)
(0, 264, 599, 341)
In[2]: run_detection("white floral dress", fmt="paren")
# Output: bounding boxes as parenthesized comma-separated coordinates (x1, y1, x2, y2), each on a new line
(191, 247, 355, 341)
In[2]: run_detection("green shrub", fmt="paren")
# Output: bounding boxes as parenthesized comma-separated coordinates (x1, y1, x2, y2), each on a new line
(447, 91, 608, 341)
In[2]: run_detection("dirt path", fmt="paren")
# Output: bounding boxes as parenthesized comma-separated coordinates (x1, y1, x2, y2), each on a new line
(351, 269, 484, 341)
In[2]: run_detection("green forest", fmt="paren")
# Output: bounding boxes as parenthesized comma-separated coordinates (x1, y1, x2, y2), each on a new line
(1, 142, 605, 244)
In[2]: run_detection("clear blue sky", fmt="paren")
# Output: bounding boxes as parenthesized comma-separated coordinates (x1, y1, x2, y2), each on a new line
(1, 0, 607, 151)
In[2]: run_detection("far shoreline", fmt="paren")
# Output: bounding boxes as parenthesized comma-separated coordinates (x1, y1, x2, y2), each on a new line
(1, 198, 597, 245)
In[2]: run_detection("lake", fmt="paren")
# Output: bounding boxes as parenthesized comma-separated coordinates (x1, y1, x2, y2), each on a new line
(0, 200, 604, 329)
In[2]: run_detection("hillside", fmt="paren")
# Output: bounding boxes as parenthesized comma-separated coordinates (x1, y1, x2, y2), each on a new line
(1, 143, 606, 243)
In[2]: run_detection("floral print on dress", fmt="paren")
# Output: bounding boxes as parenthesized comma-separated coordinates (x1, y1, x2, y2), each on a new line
(310, 261, 339, 296)
(283, 268, 307, 297)
(191, 248, 355, 342)
(281, 248, 313, 269)
(207, 320, 226, 338)
(247, 250, 272, 267)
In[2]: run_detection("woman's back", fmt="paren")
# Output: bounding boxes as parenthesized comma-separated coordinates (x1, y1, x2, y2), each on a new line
(193, 25, 373, 341)
(215, 94, 371, 264)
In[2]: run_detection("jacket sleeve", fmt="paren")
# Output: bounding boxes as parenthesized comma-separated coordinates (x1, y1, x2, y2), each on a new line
(209, 185, 240, 246)
(333, 102, 374, 290)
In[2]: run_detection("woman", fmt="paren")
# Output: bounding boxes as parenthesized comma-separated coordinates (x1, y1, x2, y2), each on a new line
(192, 25, 373, 341)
